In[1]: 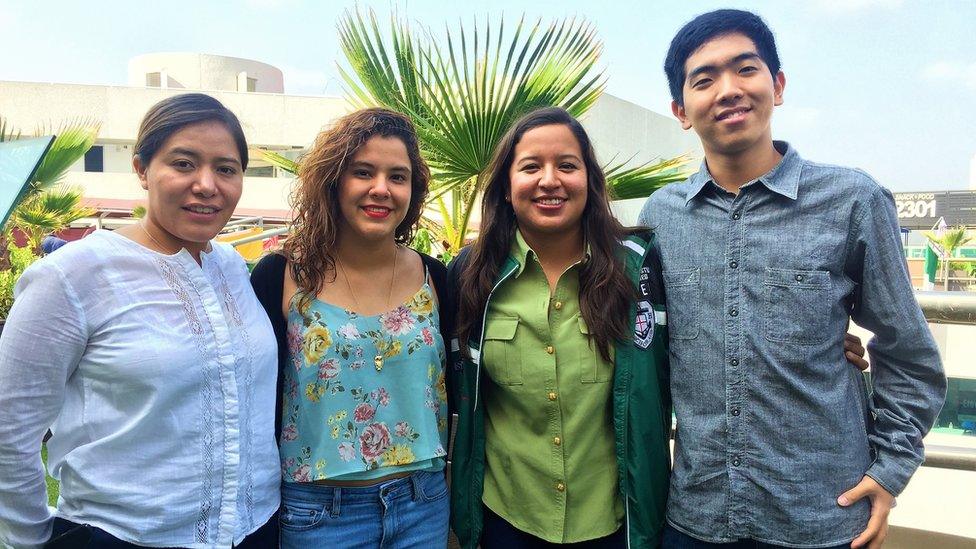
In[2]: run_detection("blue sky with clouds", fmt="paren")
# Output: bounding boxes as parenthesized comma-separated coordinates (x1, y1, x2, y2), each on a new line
(2, 0, 973, 191)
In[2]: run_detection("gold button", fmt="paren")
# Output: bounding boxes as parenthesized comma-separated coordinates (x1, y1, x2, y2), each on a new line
(547, 391, 557, 401)
(545, 345, 554, 355)
(555, 482, 565, 492)
(554, 301, 563, 310)
(553, 436, 561, 446)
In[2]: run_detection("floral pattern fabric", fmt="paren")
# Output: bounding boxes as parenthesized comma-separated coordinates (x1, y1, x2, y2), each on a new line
(280, 281, 448, 482)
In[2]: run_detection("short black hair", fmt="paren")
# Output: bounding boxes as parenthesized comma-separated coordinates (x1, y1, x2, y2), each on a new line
(664, 9, 781, 105)
(134, 93, 249, 169)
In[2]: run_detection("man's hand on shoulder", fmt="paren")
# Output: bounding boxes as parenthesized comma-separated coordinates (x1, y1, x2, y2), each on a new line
(838, 475, 896, 549)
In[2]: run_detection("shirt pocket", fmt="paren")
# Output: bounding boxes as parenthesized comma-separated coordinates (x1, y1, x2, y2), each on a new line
(579, 316, 613, 383)
(763, 268, 831, 345)
(662, 267, 701, 340)
(482, 315, 523, 385)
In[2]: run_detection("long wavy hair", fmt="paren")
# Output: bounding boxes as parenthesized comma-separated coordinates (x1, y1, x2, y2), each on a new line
(457, 107, 633, 361)
(285, 108, 430, 299)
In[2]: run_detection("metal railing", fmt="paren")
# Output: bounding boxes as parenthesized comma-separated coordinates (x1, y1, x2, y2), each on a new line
(915, 290, 976, 325)
(915, 290, 976, 471)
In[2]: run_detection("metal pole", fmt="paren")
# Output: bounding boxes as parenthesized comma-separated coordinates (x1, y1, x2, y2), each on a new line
(915, 291, 976, 325)
(226, 226, 289, 246)
(224, 216, 264, 228)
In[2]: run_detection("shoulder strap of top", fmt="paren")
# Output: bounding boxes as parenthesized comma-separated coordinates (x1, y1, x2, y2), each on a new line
(418, 251, 451, 336)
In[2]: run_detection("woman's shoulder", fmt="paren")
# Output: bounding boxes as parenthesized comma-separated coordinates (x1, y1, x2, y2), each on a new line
(32, 230, 120, 270)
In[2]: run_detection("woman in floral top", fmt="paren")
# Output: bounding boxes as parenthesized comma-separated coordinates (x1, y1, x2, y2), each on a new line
(250, 108, 452, 548)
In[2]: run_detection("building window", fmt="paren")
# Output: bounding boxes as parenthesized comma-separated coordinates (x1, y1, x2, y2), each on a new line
(146, 72, 161, 87)
(247, 77, 257, 92)
(84, 145, 104, 173)
(245, 165, 274, 178)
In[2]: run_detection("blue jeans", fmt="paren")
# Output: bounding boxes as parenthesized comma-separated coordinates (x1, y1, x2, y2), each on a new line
(279, 470, 450, 549)
(662, 525, 851, 549)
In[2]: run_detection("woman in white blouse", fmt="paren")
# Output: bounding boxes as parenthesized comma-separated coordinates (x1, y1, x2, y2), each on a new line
(0, 94, 280, 548)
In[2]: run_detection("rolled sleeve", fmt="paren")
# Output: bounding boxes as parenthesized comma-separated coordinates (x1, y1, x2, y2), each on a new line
(0, 260, 87, 548)
(848, 184, 947, 496)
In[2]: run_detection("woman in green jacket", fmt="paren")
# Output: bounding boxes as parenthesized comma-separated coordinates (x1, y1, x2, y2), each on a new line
(448, 107, 672, 548)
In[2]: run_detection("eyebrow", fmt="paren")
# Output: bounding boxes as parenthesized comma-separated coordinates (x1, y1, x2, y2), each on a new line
(167, 147, 242, 167)
(686, 52, 762, 82)
(515, 154, 583, 163)
(348, 160, 411, 172)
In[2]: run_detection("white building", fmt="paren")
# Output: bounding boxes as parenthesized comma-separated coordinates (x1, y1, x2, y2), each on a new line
(0, 53, 701, 227)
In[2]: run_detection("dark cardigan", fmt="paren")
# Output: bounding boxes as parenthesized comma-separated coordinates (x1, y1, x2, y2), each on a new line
(249, 251, 454, 439)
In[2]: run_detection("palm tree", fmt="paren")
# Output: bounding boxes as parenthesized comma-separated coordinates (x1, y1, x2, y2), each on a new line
(0, 117, 100, 258)
(261, 9, 692, 257)
(925, 227, 974, 290)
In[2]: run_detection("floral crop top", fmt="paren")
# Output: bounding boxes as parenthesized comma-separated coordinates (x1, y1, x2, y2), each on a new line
(279, 277, 448, 482)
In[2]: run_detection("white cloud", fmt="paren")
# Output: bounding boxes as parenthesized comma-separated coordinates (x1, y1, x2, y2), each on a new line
(280, 65, 337, 96)
(812, 0, 904, 13)
(922, 61, 976, 91)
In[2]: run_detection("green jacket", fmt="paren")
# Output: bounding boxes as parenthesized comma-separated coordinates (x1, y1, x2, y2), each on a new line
(447, 232, 672, 548)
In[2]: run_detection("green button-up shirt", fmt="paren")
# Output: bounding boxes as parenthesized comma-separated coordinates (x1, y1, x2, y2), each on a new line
(481, 230, 622, 543)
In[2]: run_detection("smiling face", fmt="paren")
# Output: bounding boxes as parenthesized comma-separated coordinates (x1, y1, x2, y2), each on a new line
(337, 135, 412, 244)
(673, 32, 785, 159)
(507, 123, 588, 241)
(135, 120, 243, 256)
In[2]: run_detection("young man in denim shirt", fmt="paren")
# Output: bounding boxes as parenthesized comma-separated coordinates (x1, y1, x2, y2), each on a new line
(638, 9, 946, 549)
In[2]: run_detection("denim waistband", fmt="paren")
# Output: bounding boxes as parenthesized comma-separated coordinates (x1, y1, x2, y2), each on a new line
(281, 470, 435, 505)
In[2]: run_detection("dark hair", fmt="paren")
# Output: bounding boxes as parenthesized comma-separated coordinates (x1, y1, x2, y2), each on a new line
(664, 9, 781, 105)
(456, 107, 633, 362)
(134, 93, 249, 169)
(285, 108, 430, 299)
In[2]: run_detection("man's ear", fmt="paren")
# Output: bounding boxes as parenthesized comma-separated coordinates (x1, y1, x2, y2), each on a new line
(774, 71, 786, 107)
(672, 100, 692, 130)
(133, 156, 149, 190)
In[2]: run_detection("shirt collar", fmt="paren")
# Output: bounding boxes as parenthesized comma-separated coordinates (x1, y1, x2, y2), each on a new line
(685, 141, 801, 204)
(510, 228, 591, 278)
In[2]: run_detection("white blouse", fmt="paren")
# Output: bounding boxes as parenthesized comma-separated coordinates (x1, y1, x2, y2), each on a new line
(0, 230, 280, 548)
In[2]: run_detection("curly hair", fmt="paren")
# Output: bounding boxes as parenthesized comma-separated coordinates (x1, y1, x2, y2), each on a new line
(284, 108, 430, 298)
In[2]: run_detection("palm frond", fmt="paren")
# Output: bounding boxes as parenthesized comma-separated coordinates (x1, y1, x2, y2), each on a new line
(338, 8, 606, 200)
(255, 149, 299, 175)
(32, 120, 100, 190)
(0, 116, 22, 142)
(925, 227, 974, 257)
(605, 154, 695, 200)
(11, 186, 95, 245)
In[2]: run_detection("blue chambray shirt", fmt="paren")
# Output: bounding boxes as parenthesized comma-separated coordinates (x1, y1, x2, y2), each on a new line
(638, 142, 946, 547)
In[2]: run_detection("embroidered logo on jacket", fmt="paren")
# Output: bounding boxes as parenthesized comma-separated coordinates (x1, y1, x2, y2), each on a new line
(634, 300, 654, 349)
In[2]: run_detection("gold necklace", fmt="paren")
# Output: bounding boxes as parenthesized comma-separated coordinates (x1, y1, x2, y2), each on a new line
(138, 221, 176, 254)
(336, 247, 399, 371)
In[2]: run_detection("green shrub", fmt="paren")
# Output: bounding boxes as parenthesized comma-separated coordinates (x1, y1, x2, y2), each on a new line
(0, 240, 40, 318)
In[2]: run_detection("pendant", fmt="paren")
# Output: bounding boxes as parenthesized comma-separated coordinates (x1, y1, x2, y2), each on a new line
(374, 355, 384, 371)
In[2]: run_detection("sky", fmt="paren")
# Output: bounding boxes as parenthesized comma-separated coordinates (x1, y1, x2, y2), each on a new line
(2, 0, 975, 192)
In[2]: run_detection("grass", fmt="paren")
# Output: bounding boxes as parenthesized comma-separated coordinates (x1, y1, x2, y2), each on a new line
(40, 444, 59, 507)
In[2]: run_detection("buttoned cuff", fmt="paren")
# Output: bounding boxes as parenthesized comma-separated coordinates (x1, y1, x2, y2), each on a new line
(865, 450, 920, 497)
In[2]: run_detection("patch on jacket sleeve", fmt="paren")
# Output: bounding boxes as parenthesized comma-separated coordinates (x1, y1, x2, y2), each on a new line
(634, 300, 654, 349)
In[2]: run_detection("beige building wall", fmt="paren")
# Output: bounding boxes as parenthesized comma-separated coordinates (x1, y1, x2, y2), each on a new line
(128, 53, 284, 93)
(0, 81, 347, 150)
(583, 93, 702, 167)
